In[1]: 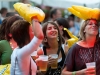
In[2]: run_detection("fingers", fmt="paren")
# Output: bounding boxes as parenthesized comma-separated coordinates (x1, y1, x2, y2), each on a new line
(86, 67, 96, 75)
(48, 56, 57, 65)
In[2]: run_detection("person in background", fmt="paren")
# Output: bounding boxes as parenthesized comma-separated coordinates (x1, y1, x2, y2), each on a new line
(54, 18, 70, 42)
(67, 14, 79, 36)
(0, 16, 23, 65)
(5, 16, 23, 50)
(0, 7, 8, 24)
(49, 8, 62, 21)
(0, 17, 11, 65)
(6, 12, 19, 17)
(54, 18, 79, 49)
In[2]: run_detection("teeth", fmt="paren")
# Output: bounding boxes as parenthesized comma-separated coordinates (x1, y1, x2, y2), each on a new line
(50, 32, 56, 35)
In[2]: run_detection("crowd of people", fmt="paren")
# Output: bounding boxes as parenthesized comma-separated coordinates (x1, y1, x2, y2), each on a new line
(0, 2, 100, 75)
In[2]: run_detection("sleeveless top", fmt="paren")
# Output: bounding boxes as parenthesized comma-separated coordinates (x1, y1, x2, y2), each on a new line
(43, 45, 65, 75)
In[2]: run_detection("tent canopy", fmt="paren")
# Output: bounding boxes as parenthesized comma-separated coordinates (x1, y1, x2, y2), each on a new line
(31, 0, 100, 8)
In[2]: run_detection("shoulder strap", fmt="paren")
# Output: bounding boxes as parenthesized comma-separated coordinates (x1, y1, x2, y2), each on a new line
(29, 58, 32, 75)
(57, 47, 61, 56)
(43, 46, 46, 55)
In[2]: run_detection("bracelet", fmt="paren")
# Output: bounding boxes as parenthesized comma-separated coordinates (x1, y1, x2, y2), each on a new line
(72, 71, 76, 75)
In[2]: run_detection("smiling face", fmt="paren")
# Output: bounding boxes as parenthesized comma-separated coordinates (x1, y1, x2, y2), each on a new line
(46, 23, 58, 39)
(84, 19, 99, 36)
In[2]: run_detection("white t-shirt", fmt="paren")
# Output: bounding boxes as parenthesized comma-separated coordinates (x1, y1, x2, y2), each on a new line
(10, 36, 42, 75)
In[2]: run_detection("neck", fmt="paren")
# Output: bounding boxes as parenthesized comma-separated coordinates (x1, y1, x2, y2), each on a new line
(85, 35, 96, 46)
(47, 38, 58, 49)
(9, 38, 17, 50)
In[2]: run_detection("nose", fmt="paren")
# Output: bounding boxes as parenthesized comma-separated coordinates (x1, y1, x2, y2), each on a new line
(92, 23, 97, 27)
(51, 28, 56, 31)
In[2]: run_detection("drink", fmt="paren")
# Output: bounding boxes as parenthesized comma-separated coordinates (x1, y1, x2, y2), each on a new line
(86, 62, 96, 75)
(51, 58, 58, 69)
(49, 54, 58, 69)
(39, 60, 48, 71)
(38, 55, 48, 71)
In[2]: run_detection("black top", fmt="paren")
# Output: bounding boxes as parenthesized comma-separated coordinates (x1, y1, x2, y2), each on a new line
(43, 45, 66, 75)
(64, 41, 100, 75)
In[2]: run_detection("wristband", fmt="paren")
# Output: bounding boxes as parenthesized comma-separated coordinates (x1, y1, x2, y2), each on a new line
(72, 71, 76, 75)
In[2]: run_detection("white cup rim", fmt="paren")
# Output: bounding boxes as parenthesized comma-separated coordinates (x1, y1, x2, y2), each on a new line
(86, 62, 96, 68)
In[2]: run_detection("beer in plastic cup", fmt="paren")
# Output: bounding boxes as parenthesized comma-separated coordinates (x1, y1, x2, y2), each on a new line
(86, 62, 96, 74)
(49, 54, 58, 69)
(31, 51, 38, 60)
(38, 55, 48, 71)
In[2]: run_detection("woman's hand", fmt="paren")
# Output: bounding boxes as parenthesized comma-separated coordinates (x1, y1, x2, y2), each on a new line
(37, 47, 44, 56)
(80, 67, 96, 75)
(48, 55, 57, 65)
(86, 67, 96, 75)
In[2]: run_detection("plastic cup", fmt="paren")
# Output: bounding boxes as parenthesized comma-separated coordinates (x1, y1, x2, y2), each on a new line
(31, 51, 38, 60)
(38, 55, 48, 71)
(86, 62, 96, 74)
(49, 54, 58, 69)
(86, 62, 96, 68)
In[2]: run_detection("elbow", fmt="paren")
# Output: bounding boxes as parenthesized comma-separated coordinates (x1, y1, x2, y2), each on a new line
(37, 32, 44, 40)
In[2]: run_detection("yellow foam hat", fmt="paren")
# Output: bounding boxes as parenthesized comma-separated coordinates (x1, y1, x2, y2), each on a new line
(67, 5, 100, 20)
(64, 28, 79, 48)
(13, 2, 45, 22)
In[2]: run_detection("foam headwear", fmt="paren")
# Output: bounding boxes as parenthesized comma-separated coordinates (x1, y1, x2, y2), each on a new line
(13, 2, 45, 22)
(67, 5, 100, 20)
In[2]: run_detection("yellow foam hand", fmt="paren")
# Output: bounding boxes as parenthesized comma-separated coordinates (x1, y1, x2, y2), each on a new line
(13, 2, 45, 22)
(90, 8, 100, 20)
(67, 5, 100, 20)
(72, 5, 91, 20)
(64, 28, 78, 48)
(67, 7, 86, 20)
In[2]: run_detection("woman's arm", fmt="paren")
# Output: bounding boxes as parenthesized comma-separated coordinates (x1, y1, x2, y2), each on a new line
(61, 66, 96, 75)
(18, 19, 44, 58)
(61, 66, 85, 75)
(32, 19, 44, 40)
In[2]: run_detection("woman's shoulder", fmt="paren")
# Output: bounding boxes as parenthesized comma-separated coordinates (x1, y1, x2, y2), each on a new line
(68, 41, 87, 52)
(0, 40, 8, 44)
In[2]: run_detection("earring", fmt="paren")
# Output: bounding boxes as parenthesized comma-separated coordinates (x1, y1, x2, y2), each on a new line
(44, 37, 47, 42)
(84, 31, 86, 33)
(57, 36, 59, 41)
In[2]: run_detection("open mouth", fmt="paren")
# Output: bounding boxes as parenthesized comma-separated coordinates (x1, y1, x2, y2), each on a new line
(50, 32, 57, 36)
